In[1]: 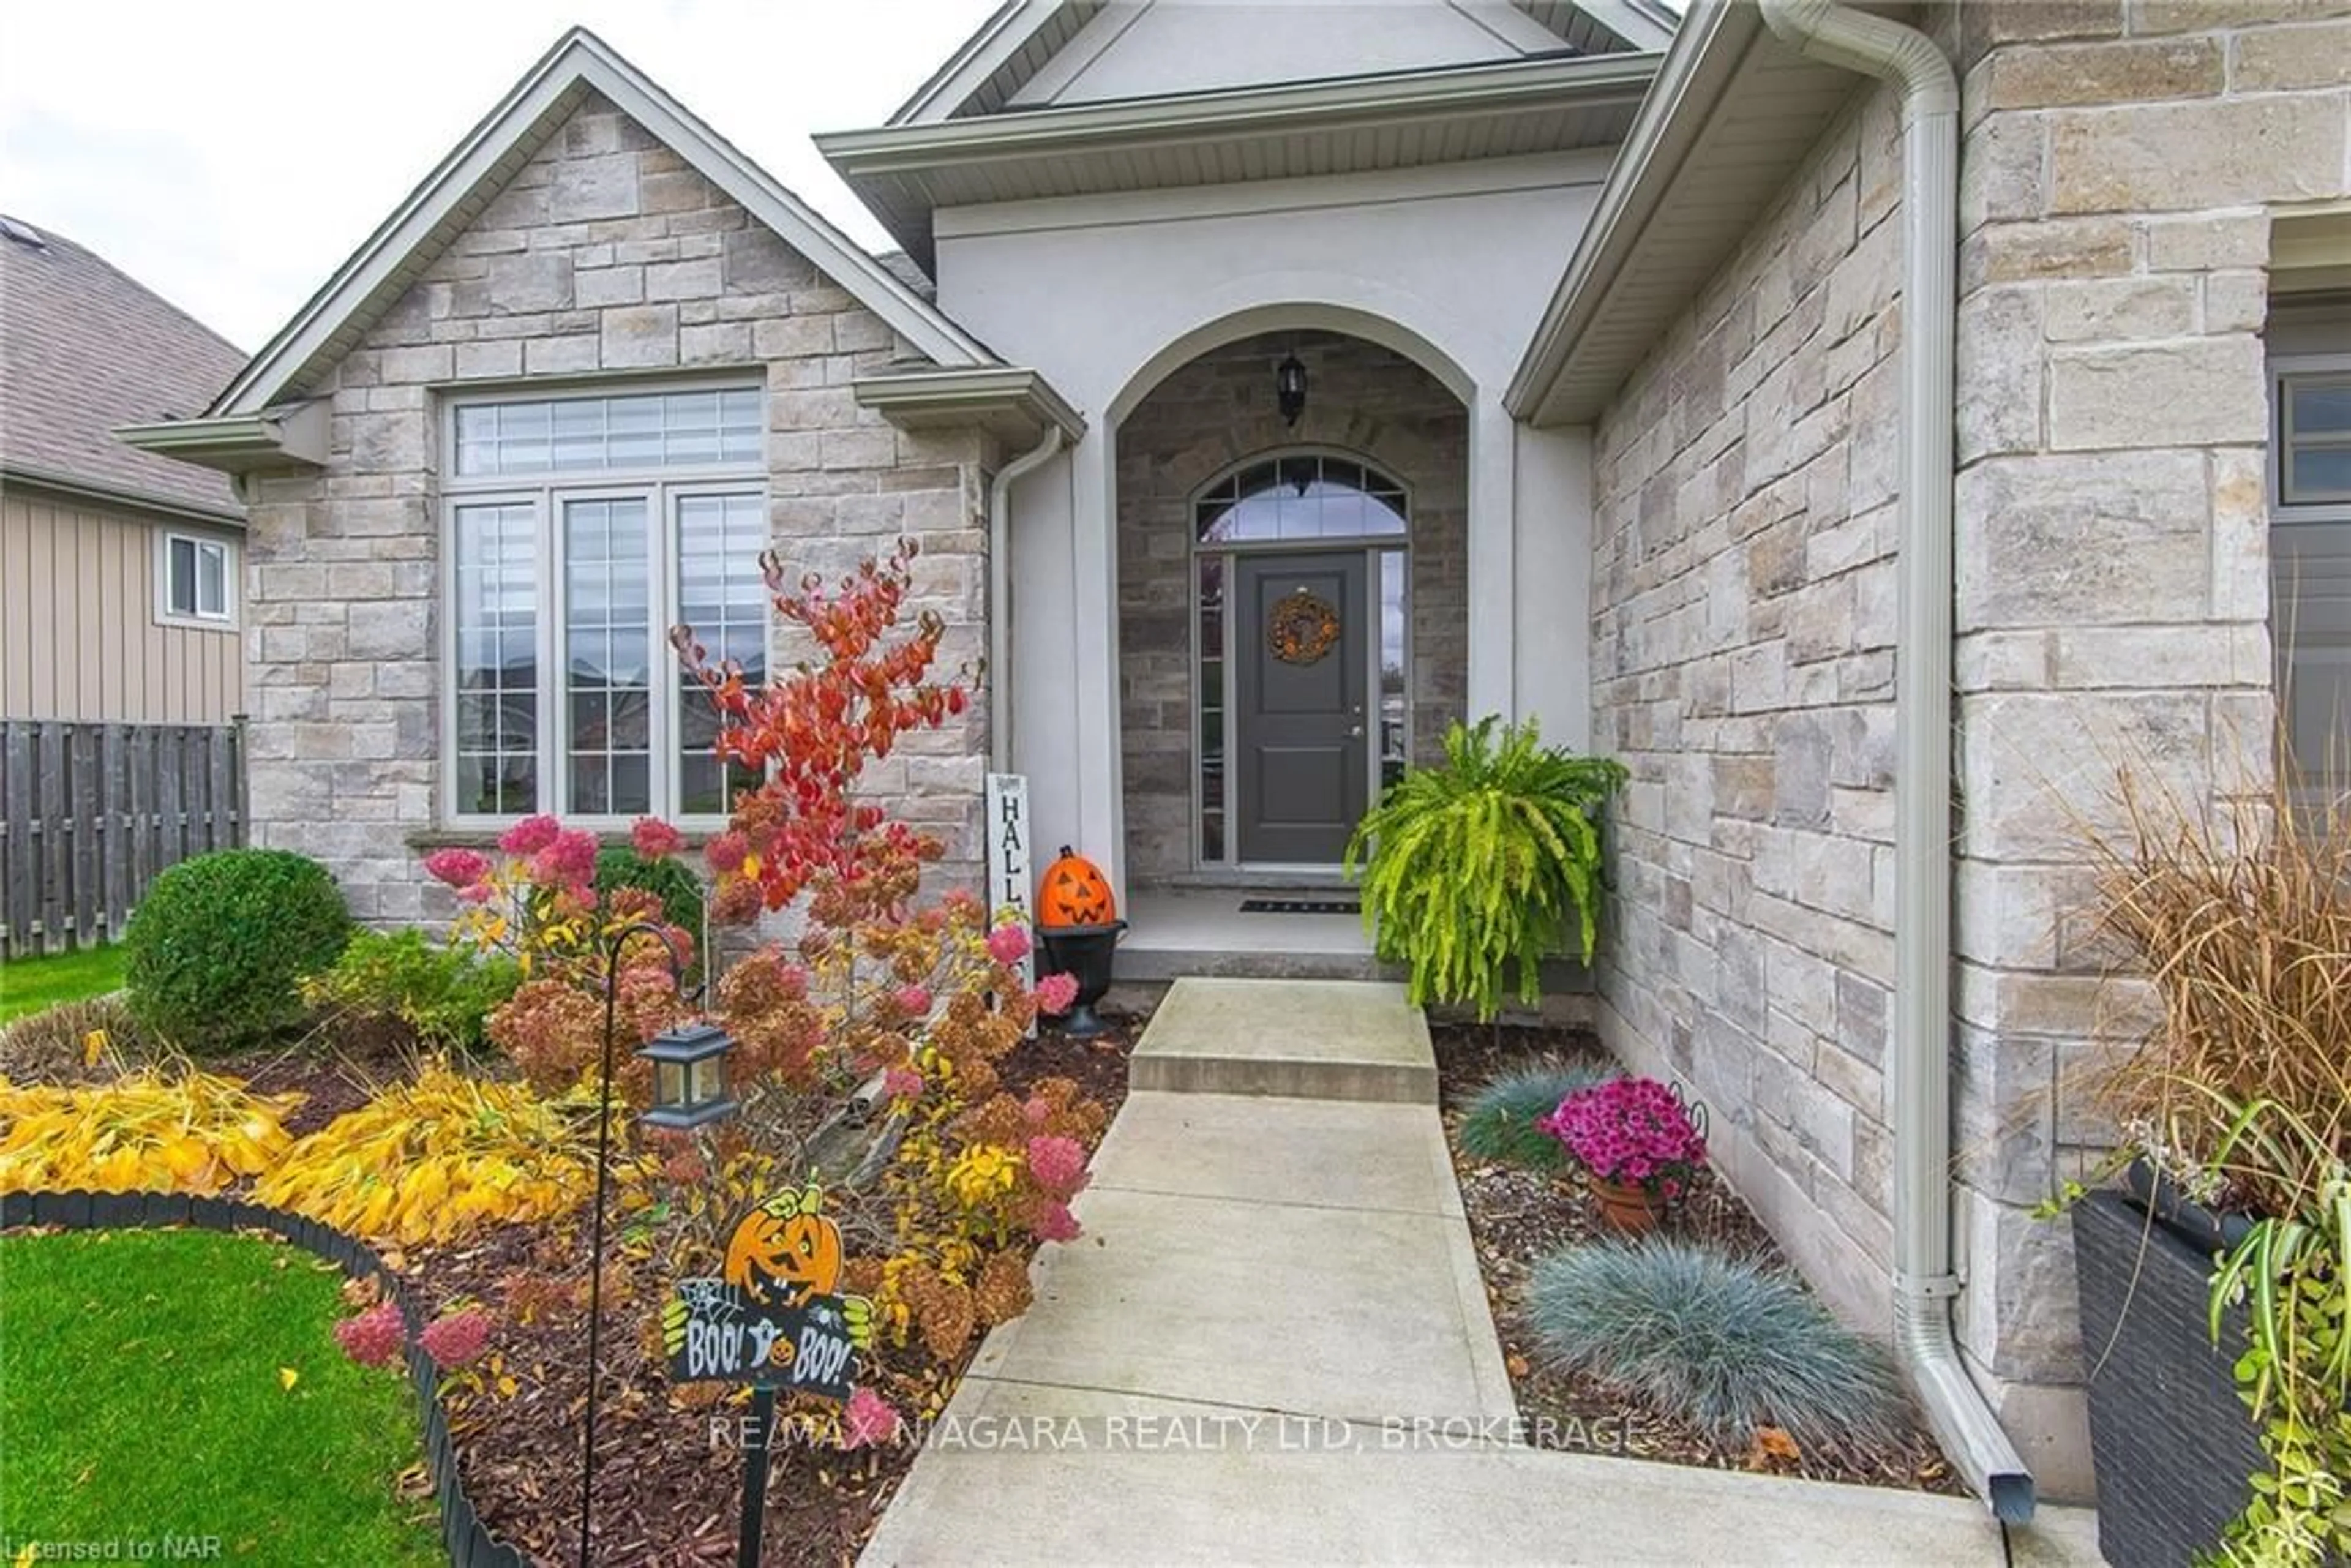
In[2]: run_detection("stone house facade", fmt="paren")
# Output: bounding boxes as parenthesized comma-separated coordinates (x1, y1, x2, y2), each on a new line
(129, 0, 2351, 1515)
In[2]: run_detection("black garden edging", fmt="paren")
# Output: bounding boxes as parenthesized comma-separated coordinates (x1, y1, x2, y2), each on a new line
(1, 1187, 527, 1568)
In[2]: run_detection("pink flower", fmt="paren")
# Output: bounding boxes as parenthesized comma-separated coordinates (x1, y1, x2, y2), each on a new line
(706, 831, 750, 874)
(498, 814, 560, 856)
(883, 1067, 925, 1101)
(457, 881, 497, 905)
(1031, 1200, 1081, 1244)
(1538, 1077, 1708, 1195)
(531, 828, 599, 892)
(423, 847, 492, 890)
(1033, 972, 1079, 1016)
(334, 1300, 406, 1368)
(630, 817, 686, 859)
(1023, 1097, 1053, 1128)
(1026, 1135, 1089, 1198)
(985, 923, 1032, 966)
(892, 983, 933, 1018)
(418, 1308, 492, 1368)
(841, 1386, 902, 1449)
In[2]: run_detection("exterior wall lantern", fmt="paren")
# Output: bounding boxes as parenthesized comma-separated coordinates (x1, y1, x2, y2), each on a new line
(1276, 353, 1308, 427)
(637, 1020, 740, 1131)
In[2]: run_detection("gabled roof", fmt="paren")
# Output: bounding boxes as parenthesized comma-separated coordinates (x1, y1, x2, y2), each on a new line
(0, 217, 245, 522)
(203, 28, 999, 424)
(891, 0, 1676, 126)
(1507, 0, 1873, 426)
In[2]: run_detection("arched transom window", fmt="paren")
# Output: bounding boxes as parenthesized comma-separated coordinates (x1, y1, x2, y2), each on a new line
(1194, 454, 1408, 545)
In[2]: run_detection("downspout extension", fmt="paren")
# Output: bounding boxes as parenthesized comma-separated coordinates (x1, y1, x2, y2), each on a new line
(987, 426, 1065, 775)
(1757, 0, 2036, 1525)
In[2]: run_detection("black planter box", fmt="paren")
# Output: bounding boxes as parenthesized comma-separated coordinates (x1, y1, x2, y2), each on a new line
(2072, 1190, 2265, 1568)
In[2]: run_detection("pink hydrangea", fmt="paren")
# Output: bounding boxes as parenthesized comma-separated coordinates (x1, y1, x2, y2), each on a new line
(631, 817, 686, 859)
(841, 1386, 902, 1450)
(457, 882, 497, 906)
(418, 1308, 492, 1368)
(530, 828, 599, 892)
(1025, 1135, 1089, 1199)
(892, 983, 933, 1018)
(334, 1300, 406, 1369)
(883, 1067, 926, 1101)
(985, 923, 1032, 966)
(498, 814, 561, 856)
(1033, 972, 1079, 1016)
(422, 847, 492, 890)
(1031, 1200, 1082, 1244)
(1023, 1096, 1053, 1128)
(706, 831, 750, 874)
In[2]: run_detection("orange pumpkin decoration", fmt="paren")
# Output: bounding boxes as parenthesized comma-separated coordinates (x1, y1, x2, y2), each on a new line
(723, 1186, 846, 1308)
(1037, 846, 1116, 928)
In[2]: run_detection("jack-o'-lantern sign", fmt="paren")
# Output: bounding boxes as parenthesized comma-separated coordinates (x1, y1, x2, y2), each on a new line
(723, 1184, 846, 1308)
(1038, 846, 1116, 928)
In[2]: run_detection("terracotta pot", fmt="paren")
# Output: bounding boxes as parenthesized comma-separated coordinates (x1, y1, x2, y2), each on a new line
(1589, 1176, 1665, 1236)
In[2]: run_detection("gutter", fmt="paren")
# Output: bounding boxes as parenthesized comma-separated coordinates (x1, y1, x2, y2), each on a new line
(987, 427, 1065, 773)
(114, 402, 331, 473)
(1755, 0, 2034, 1525)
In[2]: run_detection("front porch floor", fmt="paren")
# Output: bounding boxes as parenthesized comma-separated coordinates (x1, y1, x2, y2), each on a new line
(1119, 885, 1387, 982)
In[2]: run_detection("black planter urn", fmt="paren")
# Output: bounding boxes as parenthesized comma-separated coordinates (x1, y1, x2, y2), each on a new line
(1036, 920, 1126, 1039)
(2071, 1179, 2265, 1568)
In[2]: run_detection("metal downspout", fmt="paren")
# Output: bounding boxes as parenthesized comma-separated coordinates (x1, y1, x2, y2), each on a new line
(988, 427, 1065, 774)
(1757, 0, 2036, 1523)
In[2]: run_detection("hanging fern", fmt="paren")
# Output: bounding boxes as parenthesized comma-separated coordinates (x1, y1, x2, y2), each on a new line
(1344, 717, 1627, 1021)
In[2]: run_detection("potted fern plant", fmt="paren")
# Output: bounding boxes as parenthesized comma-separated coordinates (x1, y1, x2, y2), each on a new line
(1343, 716, 1625, 1021)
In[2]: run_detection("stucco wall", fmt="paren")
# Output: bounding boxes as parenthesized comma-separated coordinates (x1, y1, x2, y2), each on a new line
(238, 93, 991, 921)
(1114, 328, 1469, 879)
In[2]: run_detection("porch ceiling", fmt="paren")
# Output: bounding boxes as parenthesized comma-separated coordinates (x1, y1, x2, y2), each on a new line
(819, 51, 1658, 271)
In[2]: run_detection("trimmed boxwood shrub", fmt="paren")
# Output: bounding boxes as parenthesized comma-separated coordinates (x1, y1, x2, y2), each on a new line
(124, 849, 352, 1054)
(593, 849, 705, 980)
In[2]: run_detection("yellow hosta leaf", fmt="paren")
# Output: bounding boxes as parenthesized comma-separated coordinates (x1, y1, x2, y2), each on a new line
(277, 1366, 299, 1392)
(81, 1030, 105, 1068)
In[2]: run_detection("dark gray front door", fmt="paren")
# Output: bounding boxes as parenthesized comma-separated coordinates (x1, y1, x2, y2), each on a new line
(1234, 552, 1368, 864)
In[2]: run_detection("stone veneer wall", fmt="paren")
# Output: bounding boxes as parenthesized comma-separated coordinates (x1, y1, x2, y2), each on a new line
(1591, 1, 2351, 1501)
(1115, 329, 1468, 880)
(238, 93, 994, 921)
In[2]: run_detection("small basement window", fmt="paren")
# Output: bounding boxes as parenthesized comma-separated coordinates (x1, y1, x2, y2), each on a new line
(162, 533, 232, 624)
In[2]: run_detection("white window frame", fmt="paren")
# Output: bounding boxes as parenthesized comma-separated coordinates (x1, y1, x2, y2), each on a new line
(2272, 354, 2351, 523)
(157, 530, 235, 628)
(440, 381, 768, 832)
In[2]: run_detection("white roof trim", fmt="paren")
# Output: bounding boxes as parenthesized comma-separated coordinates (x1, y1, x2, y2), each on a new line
(1558, 0, 1679, 52)
(211, 28, 993, 418)
(889, 0, 1061, 126)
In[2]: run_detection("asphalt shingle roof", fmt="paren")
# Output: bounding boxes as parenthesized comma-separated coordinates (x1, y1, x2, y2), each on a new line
(0, 215, 248, 519)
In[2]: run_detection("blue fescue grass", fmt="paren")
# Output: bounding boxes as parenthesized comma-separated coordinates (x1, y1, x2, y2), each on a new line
(1457, 1059, 1621, 1170)
(1528, 1236, 1905, 1451)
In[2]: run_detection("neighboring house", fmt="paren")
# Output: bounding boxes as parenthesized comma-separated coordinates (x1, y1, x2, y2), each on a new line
(124, 0, 2351, 1515)
(1, 216, 249, 724)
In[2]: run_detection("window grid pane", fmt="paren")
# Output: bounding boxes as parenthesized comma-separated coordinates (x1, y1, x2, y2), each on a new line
(1195, 456, 1408, 544)
(676, 492, 768, 816)
(564, 498, 653, 817)
(454, 503, 539, 815)
(197, 542, 228, 618)
(167, 536, 197, 616)
(455, 389, 762, 478)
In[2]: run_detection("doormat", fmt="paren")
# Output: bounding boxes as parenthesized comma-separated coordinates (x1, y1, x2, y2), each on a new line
(1239, 897, 1360, 915)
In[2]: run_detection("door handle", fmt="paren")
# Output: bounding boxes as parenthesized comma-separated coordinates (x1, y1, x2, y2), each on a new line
(1348, 724, 1365, 738)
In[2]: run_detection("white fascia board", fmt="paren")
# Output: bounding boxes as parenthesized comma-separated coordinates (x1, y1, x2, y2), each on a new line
(115, 401, 331, 475)
(1007, 1, 1148, 108)
(1572, 0, 1681, 53)
(852, 366, 1087, 446)
(1451, 1, 1585, 56)
(889, 0, 1062, 125)
(211, 28, 994, 421)
(1504, 0, 1756, 423)
(823, 51, 1659, 174)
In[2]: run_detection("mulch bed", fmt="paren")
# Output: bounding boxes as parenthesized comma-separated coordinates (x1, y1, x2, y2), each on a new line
(2, 1000, 1143, 1566)
(1430, 1018, 1965, 1496)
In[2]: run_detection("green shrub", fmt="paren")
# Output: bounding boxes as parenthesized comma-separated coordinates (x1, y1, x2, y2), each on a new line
(1528, 1237, 1903, 1450)
(593, 849, 705, 978)
(299, 928, 520, 1054)
(1346, 717, 1627, 1021)
(123, 849, 352, 1054)
(1457, 1059, 1621, 1171)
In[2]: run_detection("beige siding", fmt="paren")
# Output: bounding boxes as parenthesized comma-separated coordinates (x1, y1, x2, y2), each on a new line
(0, 485, 244, 723)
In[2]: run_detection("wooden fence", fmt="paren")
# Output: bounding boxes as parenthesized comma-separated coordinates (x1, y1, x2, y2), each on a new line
(0, 719, 247, 959)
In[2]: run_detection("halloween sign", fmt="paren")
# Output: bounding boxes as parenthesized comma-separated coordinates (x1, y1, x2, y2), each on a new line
(662, 1185, 872, 1401)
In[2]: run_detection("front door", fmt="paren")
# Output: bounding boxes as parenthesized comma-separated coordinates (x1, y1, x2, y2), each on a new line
(1233, 552, 1368, 864)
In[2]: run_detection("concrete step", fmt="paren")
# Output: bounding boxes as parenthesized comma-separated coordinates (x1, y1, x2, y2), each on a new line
(1128, 977, 1436, 1103)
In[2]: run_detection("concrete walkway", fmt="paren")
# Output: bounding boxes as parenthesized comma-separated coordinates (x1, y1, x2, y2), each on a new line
(862, 979, 2102, 1566)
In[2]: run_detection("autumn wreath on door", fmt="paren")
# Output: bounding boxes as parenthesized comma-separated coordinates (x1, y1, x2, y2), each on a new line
(1269, 587, 1340, 666)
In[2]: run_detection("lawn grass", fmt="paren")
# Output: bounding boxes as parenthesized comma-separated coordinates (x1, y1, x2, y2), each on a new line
(0, 1228, 441, 1562)
(0, 944, 129, 1023)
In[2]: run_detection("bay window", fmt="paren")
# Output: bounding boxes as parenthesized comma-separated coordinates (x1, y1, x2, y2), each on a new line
(444, 385, 767, 826)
